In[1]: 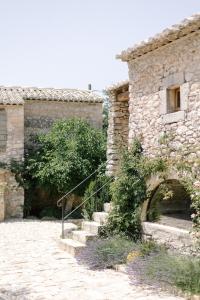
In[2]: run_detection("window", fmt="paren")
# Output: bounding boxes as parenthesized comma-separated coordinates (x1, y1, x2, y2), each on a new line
(0, 109, 7, 152)
(167, 87, 181, 113)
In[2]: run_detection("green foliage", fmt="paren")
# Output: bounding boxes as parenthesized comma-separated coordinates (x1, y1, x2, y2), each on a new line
(26, 118, 106, 196)
(102, 105, 109, 135)
(181, 177, 200, 247)
(82, 167, 113, 220)
(1, 119, 106, 217)
(105, 139, 166, 240)
(173, 159, 200, 245)
(102, 90, 109, 135)
(138, 240, 160, 256)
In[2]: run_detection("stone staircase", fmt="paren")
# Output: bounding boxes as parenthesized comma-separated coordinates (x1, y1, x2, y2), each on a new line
(59, 202, 111, 257)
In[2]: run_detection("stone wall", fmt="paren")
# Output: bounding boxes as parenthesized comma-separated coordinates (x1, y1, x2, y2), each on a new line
(0, 105, 24, 163)
(142, 222, 197, 256)
(0, 169, 24, 220)
(128, 31, 200, 161)
(24, 100, 103, 148)
(0, 106, 24, 220)
(106, 84, 129, 175)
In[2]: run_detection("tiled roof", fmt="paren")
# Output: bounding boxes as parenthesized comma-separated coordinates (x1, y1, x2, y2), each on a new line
(117, 13, 200, 61)
(0, 86, 103, 105)
(106, 80, 129, 93)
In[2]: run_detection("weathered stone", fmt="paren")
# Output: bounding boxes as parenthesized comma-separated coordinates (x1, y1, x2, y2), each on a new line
(106, 84, 129, 174)
(0, 87, 103, 220)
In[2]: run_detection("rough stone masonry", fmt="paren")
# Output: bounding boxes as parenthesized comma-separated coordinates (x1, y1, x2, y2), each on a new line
(107, 14, 200, 176)
(106, 14, 200, 254)
(0, 86, 103, 220)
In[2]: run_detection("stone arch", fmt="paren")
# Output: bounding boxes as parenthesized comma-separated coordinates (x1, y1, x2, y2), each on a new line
(141, 170, 191, 223)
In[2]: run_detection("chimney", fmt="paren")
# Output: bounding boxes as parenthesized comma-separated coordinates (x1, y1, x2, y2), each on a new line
(88, 83, 92, 90)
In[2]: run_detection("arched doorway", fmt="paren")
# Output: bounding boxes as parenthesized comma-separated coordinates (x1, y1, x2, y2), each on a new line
(146, 179, 192, 230)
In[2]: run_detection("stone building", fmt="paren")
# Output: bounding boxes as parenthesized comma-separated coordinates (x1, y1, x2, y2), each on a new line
(106, 14, 200, 252)
(0, 86, 103, 221)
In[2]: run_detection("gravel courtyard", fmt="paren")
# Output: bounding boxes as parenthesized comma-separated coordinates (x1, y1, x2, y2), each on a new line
(0, 220, 184, 300)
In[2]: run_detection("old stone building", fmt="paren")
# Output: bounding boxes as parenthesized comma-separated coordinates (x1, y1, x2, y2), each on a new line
(106, 14, 200, 252)
(0, 86, 103, 220)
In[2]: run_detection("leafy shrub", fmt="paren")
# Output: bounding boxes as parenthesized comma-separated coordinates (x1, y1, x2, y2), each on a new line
(77, 236, 135, 269)
(138, 240, 160, 256)
(26, 118, 106, 196)
(22, 118, 106, 216)
(104, 139, 166, 240)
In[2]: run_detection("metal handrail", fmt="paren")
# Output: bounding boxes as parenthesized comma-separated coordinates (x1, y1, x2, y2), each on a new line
(57, 159, 111, 207)
(61, 176, 113, 238)
(57, 168, 99, 207)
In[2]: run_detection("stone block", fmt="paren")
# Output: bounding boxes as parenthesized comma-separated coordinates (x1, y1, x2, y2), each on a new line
(180, 82, 190, 110)
(159, 89, 167, 115)
(162, 110, 185, 124)
(163, 72, 185, 88)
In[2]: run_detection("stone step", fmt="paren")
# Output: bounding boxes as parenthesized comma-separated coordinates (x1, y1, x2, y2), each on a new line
(60, 223, 78, 238)
(92, 212, 108, 224)
(72, 230, 97, 244)
(82, 221, 102, 234)
(103, 202, 112, 213)
(59, 238, 85, 257)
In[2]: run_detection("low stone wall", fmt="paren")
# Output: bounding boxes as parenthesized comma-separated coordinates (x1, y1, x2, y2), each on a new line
(142, 222, 197, 256)
(0, 169, 24, 220)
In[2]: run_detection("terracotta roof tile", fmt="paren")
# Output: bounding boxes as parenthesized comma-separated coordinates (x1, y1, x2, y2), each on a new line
(0, 86, 103, 105)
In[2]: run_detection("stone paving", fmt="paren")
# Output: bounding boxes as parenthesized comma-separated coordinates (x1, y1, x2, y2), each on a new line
(0, 219, 184, 300)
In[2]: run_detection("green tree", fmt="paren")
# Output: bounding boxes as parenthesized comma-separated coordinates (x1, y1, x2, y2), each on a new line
(26, 118, 106, 196)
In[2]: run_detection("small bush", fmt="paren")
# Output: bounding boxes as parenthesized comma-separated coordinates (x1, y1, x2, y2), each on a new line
(128, 249, 200, 295)
(104, 140, 166, 240)
(138, 240, 160, 256)
(77, 236, 135, 269)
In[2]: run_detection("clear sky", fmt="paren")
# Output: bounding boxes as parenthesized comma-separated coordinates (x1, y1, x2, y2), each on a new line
(0, 0, 200, 91)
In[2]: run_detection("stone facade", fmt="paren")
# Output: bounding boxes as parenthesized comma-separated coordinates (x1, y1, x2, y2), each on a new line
(113, 15, 200, 164)
(107, 15, 200, 173)
(0, 86, 103, 220)
(127, 31, 200, 161)
(106, 14, 200, 251)
(0, 105, 24, 163)
(106, 82, 129, 175)
(24, 100, 102, 148)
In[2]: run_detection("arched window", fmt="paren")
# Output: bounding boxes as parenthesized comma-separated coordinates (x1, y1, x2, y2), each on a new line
(0, 109, 7, 152)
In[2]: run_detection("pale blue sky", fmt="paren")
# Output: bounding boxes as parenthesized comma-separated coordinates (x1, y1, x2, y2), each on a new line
(0, 0, 200, 91)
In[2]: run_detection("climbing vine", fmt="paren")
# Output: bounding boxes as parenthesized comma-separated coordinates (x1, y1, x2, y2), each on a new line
(104, 139, 166, 240)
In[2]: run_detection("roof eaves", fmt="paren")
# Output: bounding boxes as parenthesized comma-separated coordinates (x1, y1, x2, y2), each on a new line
(117, 13, 200, 62)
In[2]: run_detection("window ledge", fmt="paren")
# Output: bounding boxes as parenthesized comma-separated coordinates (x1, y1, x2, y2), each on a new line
(162, 110, 185, 124)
